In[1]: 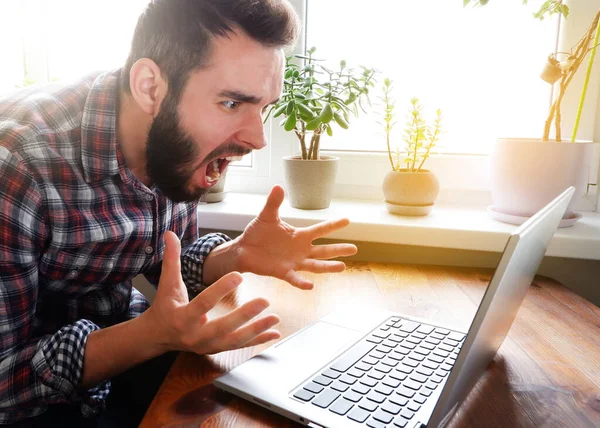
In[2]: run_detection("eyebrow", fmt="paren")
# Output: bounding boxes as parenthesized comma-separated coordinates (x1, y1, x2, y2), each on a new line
(218, 90, 279, 106)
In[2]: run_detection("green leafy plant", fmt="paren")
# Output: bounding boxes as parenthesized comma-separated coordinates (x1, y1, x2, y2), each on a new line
(380, 79, 442, 173)
(265, 47, 376, 160)
(463, 0, 569, 20)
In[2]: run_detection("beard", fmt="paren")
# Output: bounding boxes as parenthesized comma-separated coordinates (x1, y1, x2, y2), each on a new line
(146, 93, 207, 203)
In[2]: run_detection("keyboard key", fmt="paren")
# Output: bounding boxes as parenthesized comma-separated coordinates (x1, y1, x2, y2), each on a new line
(424, 337, 441, 346)
(373, 330, 391, 339)
(431, 374, 445, 384)
(312, 389, 340, 408)
(396, 364, 413, 374)
(381, 340, 398, 348)
(436, 369, 449, 377)
(394, 347, 411, 356)
(313, 375, 333, 386)
(388, 335, 404, 343)
(425, 380, 439, 390)
(439, 344, 454, 353)
(329, 398, 354, 415)
(293, 389, 314, 401)
(331, 341, 376, 373)
(348, 368, 365, 378)
(407, 401, 421, 412)
(322, 368, 341, 379)
(375, 345, 392, 354)
(380, 326, 390, 331)
(344, 390, 363, 402)
(360, 377, 378, 387)
(359, 398, 378, 412)
(374, 363, 392, 374)
(389, 395, 409, 406)
(340, 374, 357, 385)
(414, 395, 427, 404)
(331, 381, 349, 392)
(403, 379, 422, 391)
(304, 382, 324, 394)
(416, 367, 434, 377)
(414, 347, 430, 356)
(373, 409, 394, 424)
(435, 328, 450, 335)
(382, 356, 399, 367)
(367, 419, 386, 428)
(366, 390, 387, 404)
(403, 358, 420, 368)
(422, 360, 439, 370)
(427, 355, 444, 364)
(433, 349, 450, 358)
(394, 416, 410, 427)
(409, 373, 428, 383)
(412, 332, 427, 340)
(387, 352, 404, 361)
(396, 386, 416, 398)
(405, 337, 421, 345)
(443, 340, 459, 348)
(355, 362, 372, 371)
(381, 401, 402, 415)
(366, 337, 383, 344)
(389, 371, 407, 381)
(368, 370, 385, 380)
(431, 332, 446, 341)
(363, 356, 379, 365)
(448, 332, 466, 342)
(417, 325, 435, 335)
(400, 408, 415, 419)
(370, 350, 387, 359)
(382, 376, 401, 388)
(420, 342, 436, 351)
(399, 321, 420, 333)
(352, 383, 370, 395)
(348, 407, 370, 423)
(407, 352, 425, 362)
(420, 389, 433, 397)
(375, 384, 394, 396)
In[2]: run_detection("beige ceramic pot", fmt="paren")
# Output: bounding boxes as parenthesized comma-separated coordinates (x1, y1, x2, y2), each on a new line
(382, 169, 440, 216)
(283, 156, 339, 209)
(490, 138, 594, 223)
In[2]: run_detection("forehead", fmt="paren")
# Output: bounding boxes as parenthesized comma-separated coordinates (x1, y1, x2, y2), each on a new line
(185, 30, 285, 100)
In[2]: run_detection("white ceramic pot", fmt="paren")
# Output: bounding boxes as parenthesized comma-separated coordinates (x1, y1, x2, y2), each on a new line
(490, 138, 594, 220)
(283, 156, 339, 209)
(382, 169, 440, 216)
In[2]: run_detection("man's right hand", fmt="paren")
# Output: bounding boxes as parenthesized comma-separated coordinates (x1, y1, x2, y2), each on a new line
(143, 231, 281, 355)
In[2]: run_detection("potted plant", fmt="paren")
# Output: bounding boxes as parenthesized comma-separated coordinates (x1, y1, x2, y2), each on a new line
(467, 0, 600, 226)
(265, 47, 376, 209)
(379, 78, 443, 216)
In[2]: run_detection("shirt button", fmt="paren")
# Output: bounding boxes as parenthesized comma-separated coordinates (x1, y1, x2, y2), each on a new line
(145, 193, 154, 201)
(145, 246, 154, 255)
(67, 270, 78, 279)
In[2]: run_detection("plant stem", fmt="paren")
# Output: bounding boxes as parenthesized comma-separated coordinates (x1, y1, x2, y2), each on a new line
(572, 11, 600, 142)
(386, 129, 394, 170)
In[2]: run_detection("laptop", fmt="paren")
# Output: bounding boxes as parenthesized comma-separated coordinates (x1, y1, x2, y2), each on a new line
(214, 187, 574, 428)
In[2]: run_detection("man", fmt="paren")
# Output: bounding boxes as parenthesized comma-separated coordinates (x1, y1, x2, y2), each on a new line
(0, 0, 357, 426)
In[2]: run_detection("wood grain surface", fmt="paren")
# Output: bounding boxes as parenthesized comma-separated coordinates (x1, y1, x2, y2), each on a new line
(140, 262, 600, 427)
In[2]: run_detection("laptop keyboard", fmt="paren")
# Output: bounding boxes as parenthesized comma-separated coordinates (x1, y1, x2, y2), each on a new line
(292, 318, 465, 427)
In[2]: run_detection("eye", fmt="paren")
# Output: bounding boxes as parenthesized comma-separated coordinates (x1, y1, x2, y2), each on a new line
(222, 100, 241, 110)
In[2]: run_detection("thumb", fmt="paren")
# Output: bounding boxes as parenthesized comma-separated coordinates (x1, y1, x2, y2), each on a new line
(258, 185, 285, 222)
(157, 231, 186, 301)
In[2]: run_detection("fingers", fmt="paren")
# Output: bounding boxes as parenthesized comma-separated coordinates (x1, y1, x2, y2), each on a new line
(283, 270, 314, 290)
(189, 272, 244, 315)
(257, 185, 285, 223)
(298, 259, 346, 274)
(301, 218, 350, 239)
(310, 243, 357, 260)
(207, 297, 271, 337)
(214, 314, 281, 351)
(161, 231, 182, 278)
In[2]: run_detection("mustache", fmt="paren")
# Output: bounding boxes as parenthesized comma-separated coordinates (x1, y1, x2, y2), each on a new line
(204, 143, 252, 163)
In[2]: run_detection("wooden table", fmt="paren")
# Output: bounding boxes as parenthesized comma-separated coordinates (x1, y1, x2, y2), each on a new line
(140, 262, 600, 427)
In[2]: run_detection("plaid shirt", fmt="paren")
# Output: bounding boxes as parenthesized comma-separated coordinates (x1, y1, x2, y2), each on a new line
(0, 70, 230, 424)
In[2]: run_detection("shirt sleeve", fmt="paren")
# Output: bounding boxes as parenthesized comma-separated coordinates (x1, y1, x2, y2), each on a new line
(0, 148, 108, 423)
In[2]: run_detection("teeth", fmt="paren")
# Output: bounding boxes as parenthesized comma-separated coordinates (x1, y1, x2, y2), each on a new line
(225, 155, 244, 161)
(206, 160, 221, 183)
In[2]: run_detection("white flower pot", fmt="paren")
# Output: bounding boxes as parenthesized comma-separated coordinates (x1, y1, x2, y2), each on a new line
(490, 138, 595, 223)
(283, 156, 339, 209)
(382, 169, 440, 216)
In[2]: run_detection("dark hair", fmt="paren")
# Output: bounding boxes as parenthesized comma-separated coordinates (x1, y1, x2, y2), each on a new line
(121, 0, 299, 100)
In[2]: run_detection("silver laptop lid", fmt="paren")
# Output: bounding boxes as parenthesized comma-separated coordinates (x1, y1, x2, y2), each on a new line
(427, 187, 574, 427)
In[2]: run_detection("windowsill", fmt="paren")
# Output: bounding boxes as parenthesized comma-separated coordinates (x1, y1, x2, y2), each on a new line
(198, 193, 600, 261)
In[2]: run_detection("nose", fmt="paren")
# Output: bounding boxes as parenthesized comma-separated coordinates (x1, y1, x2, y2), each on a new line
(240, 110, 267, 150)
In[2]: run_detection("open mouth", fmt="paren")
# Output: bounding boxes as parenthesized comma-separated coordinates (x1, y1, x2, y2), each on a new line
(204, 155, 244, 187)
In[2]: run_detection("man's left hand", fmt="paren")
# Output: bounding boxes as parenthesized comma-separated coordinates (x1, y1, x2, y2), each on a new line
(234, 185, 357, 289)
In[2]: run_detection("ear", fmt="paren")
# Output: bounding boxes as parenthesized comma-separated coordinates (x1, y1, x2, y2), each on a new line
(128, 58, 168, 117)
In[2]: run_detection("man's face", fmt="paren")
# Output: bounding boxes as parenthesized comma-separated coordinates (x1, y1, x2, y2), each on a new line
(146, 30, 285, 203)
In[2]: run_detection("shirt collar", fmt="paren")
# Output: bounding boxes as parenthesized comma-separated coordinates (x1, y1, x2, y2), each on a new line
(81, 69, 128, 183)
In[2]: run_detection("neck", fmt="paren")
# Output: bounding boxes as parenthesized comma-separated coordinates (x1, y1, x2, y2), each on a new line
(117, 91, 153, 186)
